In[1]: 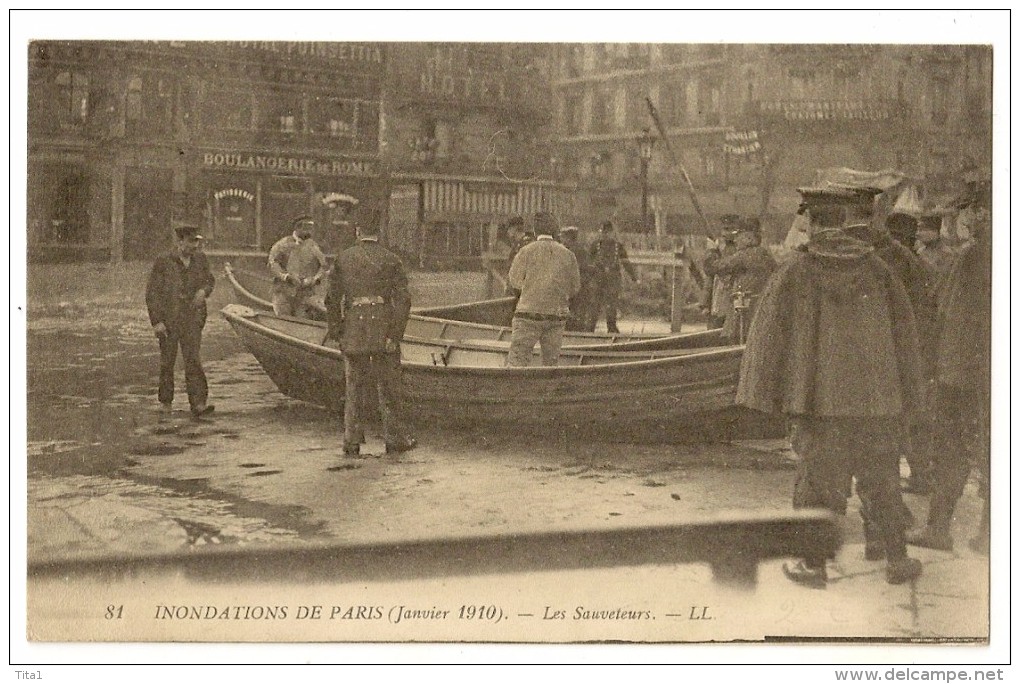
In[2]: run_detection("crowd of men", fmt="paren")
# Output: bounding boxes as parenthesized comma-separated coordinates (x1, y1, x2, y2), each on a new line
(144, 181, 991, 590)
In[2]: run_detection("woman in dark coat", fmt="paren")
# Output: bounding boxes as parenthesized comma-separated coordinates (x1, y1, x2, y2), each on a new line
(737, 193, 925, 588)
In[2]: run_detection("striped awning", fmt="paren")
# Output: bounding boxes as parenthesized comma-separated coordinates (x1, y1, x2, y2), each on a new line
(421, 179, 568, 219)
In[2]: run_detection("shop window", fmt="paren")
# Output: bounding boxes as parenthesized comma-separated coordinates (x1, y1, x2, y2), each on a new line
(55, 71, 89, 128)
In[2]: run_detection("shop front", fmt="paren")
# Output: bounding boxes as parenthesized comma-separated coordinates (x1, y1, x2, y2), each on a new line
(391, 175, 574, 269)
(195, 149, 382, 257)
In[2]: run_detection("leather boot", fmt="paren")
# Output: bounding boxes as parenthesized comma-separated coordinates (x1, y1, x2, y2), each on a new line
(782, 558, 827, 589)
(906, 494, 955, 551)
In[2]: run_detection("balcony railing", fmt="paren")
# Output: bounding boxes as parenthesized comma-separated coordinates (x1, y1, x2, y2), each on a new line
(747, 99, 909, 123)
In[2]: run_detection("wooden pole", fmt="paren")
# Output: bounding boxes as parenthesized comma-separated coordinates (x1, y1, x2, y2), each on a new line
(645, 98, 716, 238)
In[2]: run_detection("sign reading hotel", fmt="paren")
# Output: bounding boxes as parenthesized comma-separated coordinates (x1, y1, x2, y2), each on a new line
(202, 152, 378, 178)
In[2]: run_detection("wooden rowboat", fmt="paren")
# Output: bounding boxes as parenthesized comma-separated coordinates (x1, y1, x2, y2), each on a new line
(224, 263, 724, 352)
(222, 304, 749, 437)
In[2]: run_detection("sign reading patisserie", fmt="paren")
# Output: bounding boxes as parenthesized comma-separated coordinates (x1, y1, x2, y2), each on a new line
(202, 151, 377, 177)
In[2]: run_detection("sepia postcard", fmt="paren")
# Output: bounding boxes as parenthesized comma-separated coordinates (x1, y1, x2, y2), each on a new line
(11, 9, 1010, 672)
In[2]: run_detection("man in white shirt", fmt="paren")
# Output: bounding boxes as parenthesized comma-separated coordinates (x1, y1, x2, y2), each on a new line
(506, 212, 580, 366)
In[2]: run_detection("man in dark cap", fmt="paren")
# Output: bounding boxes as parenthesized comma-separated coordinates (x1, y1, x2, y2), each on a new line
(325, 217, 416, 457)
(907, 218, 991, 554)
(145, 223, 216, 418)
(559, 226, 596, 332)
(589, 220, 638, 334)
(702, 217, 777, 343)
(737, 186, 924, 587)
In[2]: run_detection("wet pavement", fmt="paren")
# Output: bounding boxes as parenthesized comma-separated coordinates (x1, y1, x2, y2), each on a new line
(21, 261, 993, 644)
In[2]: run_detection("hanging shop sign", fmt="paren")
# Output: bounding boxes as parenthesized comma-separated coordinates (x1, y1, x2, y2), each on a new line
(213, 188, 256, 202)
(202, 151, 378, 177)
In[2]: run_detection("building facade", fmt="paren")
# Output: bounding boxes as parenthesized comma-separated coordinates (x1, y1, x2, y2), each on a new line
(28, 40, 387, 262)
(381, 42, 563, 267)
(26, 40, 562, 265)
(551, 43, 993, 243)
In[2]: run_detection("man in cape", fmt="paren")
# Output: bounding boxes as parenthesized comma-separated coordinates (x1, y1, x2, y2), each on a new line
(736, 186, 925, 588)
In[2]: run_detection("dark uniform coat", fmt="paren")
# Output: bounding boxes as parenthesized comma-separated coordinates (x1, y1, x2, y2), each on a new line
(325, 238, 412, 355)
(736, 234, 924, 418)
(325, 237, 413, 452)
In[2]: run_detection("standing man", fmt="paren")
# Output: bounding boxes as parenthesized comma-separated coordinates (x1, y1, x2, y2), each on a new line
(145, 223, 216, 418)
(268, 215, 328, 318)
(559, 226, 596, 332)
(701, 218, 777, 343)
(325, 219, 417, 457)
(589, 221, 638, 334)
(736, 187, 925, 588)
(506, 212, 580, 367)
(907, 213, 991, 554)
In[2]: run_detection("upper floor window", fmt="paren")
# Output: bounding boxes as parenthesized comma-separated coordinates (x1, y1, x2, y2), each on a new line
(256, 88, 301, 134)
(126, 74, 174, 134)
(55, 71, 89, 127)
(310, 96, 356, 138)
(203, 86, 253, 131)
(126, 77, 143, 121)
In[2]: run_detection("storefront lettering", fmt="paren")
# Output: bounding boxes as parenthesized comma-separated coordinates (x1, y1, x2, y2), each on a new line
(213, 188, 255, 202)
(203, 152, 375, 177)
(233, 42, 383, 64)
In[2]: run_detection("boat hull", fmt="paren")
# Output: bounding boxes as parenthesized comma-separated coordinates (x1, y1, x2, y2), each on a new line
(222, 305, 759, 439)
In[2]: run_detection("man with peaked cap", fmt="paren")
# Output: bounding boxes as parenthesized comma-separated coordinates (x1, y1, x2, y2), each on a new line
(325, 217, 416, 457)
(736, 186, 925, 588)
(702, 217, 777, 343)
(589, 220, 638, 334)
(907, 216, 991, 554)
(145, 223, 216, 418)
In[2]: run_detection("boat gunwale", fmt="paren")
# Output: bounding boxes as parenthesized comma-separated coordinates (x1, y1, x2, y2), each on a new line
(224, 263, 682, 344)
(221, 305, 745, 378)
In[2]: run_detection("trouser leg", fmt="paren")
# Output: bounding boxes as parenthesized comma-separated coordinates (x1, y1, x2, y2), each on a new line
(850, 418, 912, 562)
(604, 286, 621, 333)
(507, 316, 541, 367)
(343, 355, 369, 451)
(178, 318, 208, 410)
(790, 418, 850, 568)
(538, 321, 565, 366)
(375, 351, 410, 445)
(926, 387, 977, 533)
(272, 291, 294, 317)
(157, 330, 180, 405)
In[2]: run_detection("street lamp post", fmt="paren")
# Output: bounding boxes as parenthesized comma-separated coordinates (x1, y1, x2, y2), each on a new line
(638, 129, 656, 233)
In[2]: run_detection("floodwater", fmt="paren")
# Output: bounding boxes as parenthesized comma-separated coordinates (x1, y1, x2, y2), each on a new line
(21, 262, 991, 642)
(25, 261, 797, 559)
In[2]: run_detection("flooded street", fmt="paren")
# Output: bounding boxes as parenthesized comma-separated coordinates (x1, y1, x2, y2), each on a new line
(22, 262, 990, 642)
(26, 261, 799, 556)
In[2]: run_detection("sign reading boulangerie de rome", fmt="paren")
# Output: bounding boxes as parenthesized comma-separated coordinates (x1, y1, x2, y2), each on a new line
(202, 151, 378, 177)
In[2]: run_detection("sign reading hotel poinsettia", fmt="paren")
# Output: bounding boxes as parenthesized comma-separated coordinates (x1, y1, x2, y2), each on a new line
(202, 151, 378, 177)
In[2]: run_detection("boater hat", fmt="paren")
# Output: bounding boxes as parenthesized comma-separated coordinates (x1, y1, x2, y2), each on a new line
(174, 224, 203, 240)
